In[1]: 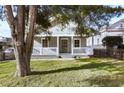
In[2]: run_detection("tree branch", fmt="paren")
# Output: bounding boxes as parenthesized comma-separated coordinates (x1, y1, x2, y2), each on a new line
(4, 5, 17, 38)
(17, 5, 25, 46)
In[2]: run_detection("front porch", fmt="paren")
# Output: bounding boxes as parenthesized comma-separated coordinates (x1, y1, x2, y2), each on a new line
(32, 36, 93, 57)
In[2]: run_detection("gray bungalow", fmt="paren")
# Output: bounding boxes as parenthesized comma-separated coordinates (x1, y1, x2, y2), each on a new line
(32, 23, 93, 57)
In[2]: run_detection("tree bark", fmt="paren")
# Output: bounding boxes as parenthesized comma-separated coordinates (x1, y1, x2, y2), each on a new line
(25, 6, 37, 74)
(14, 5, 28, 76)
(4, 5, 37, 77)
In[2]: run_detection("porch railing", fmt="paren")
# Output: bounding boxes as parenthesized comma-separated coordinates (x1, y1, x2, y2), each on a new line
(73, 47, 93, 55)
(32, 47, 58, 55)
(32, 47, 93, 56)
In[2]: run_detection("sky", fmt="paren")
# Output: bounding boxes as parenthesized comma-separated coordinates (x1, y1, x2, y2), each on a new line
(0, 11, 124, 38)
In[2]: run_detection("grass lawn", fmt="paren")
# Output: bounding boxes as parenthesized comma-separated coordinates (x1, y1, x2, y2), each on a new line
(0, 58, 124, 87)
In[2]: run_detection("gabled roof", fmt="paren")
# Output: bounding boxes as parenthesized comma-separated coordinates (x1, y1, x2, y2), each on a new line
(98, 19, 124, 33)
(36, 22, 77, 37)
(107, 19, 124, 30)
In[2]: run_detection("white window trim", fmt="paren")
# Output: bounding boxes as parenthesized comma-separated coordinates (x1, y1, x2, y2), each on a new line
(74, 38, 81, 48)
(41, 38, 49, 48)
(61, 38, 69, 40)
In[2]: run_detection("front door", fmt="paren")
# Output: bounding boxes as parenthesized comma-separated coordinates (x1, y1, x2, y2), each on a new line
(61, 39, 68, 53)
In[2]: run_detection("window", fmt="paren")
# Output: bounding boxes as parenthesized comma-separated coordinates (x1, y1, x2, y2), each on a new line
(42, 39, 48, 47)
(74, 39, 80, 47)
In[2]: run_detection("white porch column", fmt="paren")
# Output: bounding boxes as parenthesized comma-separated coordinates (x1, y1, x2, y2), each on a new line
(122, 35, 124, 44)
(57, 36, 59, 56)
(92, 36, 94, 47)
(71, 36, 74, 55)
(40, 37, 42, 55)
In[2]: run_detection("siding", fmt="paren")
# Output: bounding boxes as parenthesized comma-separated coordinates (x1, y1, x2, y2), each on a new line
(49, 37, 57, 47)
(81, 38, 86, 47)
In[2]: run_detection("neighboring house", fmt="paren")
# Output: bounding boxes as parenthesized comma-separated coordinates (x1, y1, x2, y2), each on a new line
(0, 36, 12, 46)
(0, 36, 13, 60)
(87, 19, 124, 49)
(32, 23, 93, 57)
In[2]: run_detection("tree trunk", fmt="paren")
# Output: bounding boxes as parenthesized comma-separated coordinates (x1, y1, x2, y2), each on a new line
(14, 46, 29, 76)
(4, 5, 37, 77)
(14, 6, 29, 76)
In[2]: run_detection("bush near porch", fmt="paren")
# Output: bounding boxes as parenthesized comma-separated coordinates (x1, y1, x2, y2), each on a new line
(0, 58, 124, 87)
(102, 36, 123, 48)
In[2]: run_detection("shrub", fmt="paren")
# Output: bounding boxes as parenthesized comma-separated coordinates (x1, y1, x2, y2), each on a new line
(102, 36, 123, 48)
(117, 44, 124, 49)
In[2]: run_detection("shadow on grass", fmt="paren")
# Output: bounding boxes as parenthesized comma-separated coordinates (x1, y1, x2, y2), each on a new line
(85, 75, 124, 87)
(31, 62, 113, 75)
(0, 61, 10, 64)
(78, 58, 100, 62)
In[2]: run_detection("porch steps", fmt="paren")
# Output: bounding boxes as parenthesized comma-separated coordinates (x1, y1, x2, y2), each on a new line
(59, 54, 73, 58)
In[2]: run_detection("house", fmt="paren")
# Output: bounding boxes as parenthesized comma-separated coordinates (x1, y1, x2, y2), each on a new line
(32, 23, 93, 58)
(87, 19, 124, 49)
